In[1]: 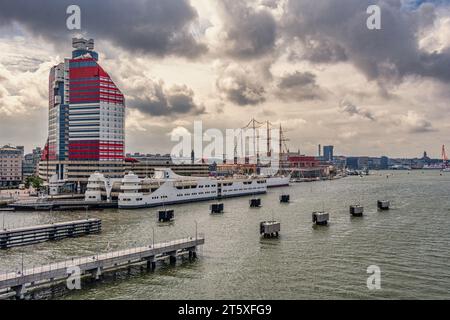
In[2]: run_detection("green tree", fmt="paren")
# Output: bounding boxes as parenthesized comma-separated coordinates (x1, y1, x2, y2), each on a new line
(25, 176, 44, 190)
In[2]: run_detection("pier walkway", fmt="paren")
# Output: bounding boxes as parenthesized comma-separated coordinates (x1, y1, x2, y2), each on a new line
(0, 236, 205, 299)
(0, 219, 101, 249)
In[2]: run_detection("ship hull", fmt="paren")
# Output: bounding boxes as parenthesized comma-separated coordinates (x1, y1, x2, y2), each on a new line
(118, 191, 267, 209)
(266, 176, 290, 188)
(118, 169, 269, 210)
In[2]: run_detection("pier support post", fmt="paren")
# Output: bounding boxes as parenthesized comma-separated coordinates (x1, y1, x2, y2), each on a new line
(11, 284, 26, 300)
(93, 267, 102, 280)
(146, 257, 156, 271)
(0, 234, 8, 249)
(169, 255, 177, 265)
(188, 248, 197, 260)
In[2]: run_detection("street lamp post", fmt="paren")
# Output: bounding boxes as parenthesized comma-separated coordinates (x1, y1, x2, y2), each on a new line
(152, 227, 155, 248)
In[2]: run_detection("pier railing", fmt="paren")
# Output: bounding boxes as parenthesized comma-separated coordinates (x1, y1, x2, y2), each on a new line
(0, 236, 205, 292)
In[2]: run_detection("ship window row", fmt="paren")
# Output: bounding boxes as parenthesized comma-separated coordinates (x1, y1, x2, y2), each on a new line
(151, 195, 168, 200)
(176, 191, 216, 197)
(219, 183, 233, 187)
(222, 187, 264, 193)
(176, 184, 216, 190)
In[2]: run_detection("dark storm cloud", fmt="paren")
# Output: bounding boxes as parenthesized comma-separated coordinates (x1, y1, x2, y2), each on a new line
(279, 71, 317, 89)
(217, 77, 266, 106)
(216, 64, 266, 106)
(288, 38, 348, 64)
(130, 81, 205, 117)
(277, 71, 324, 101)
(0, 0, 206, 58)
(282, 0, 450, 82)
(218, 1, 277, 59)
(340, 100, 376, 121)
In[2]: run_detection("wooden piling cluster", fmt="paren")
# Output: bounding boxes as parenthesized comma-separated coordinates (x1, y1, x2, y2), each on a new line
(279, 195, 290, 203)
(250, 198, 262, 208)
(210, 203, 224, 214)
(158, 210, 174, 222)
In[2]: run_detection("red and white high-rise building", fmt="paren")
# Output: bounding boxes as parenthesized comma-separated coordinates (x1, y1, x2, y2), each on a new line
(43, 38, 125, 163)
(40, 38, 126, 188)
(68, 39, 125, 161)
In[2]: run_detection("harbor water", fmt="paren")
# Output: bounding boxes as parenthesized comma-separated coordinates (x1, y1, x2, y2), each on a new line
(1, 171, 449, 299)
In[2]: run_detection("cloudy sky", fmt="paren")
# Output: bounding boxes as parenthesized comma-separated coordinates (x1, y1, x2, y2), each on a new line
(0, 0, 449, 158)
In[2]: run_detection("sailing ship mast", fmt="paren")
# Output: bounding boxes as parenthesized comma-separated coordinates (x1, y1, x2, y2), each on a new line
(442, 145, 448, 169)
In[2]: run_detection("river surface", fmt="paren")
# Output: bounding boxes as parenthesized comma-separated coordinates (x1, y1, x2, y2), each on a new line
(1, 170, 449, 300)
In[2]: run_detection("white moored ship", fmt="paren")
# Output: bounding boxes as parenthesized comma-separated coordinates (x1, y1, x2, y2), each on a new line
(265, 174, 291, 187)
(259, 168, 291, 187)
(118, 168, 267, 209)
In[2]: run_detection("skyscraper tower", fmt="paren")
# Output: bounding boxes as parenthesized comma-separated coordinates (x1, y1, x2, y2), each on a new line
(48, 63, 68, 161)
(43, 38, 125, 163)
(68, 38, 125, 161)
(323, 145, 334, 162)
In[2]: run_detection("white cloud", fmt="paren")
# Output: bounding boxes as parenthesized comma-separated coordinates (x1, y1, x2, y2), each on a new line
(0, 1, 450, 158)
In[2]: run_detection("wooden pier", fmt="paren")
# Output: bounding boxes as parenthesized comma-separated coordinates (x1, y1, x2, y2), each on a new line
(0, 219, 101, 249)
(0, 236, 204, 299)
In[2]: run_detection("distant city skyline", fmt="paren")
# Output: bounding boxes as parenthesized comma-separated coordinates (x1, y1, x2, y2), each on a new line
(1, 1, 450, 158)
(0, 141, 446, 161)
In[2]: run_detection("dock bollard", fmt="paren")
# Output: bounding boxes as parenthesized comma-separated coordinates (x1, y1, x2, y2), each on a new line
(312, 212, 329, 226)
(260, 221, 280, 238)
(158, 209, 174, 222)
(377, 200, 390, 211)
(250, 198, 262, 208)
(350, 205, 364, 217)
(210, 203, 224, 214)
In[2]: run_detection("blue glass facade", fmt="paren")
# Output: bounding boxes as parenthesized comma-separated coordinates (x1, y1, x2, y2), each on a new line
(72, 49, 99, 61)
